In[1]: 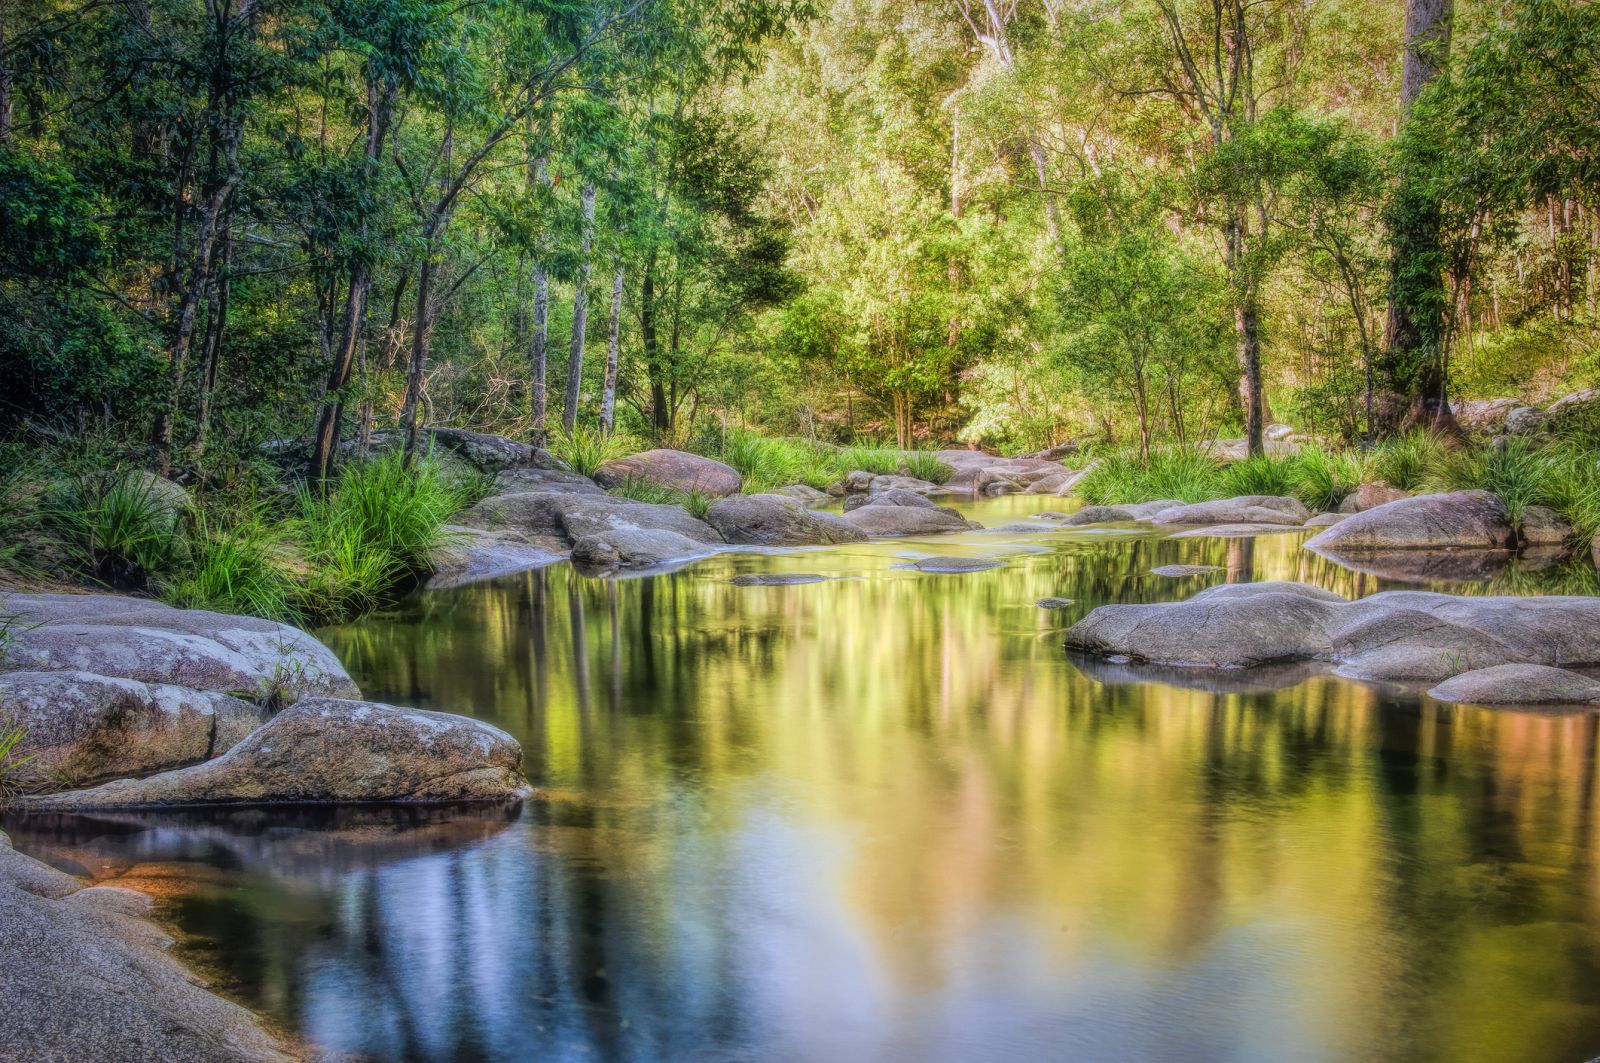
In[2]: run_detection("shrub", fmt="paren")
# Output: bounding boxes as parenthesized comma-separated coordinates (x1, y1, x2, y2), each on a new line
(54, 470, 186, 591)
(0, 446, 54, 581)
(901, 451, 953, 484)
(608, 477, 683, 505)
(168, 511, 298, 621)
(1428, 437, 1556, 528)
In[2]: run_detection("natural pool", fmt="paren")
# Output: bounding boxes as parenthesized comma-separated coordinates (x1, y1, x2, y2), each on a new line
(9, 495, 1600, 1063)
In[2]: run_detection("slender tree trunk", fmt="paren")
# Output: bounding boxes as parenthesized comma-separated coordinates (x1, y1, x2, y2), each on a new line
(309, 76, 396, 481)
(600, 262, 623, 433)
(643, 257, 668, 434)
(562, 182, 596, 434)
(528, 154, 551, 443)
(190, 216, 233, 466)
(1381, 0, 1455, 432)
(1223, 208, 1265, 455)
(399, 219, 442, 464)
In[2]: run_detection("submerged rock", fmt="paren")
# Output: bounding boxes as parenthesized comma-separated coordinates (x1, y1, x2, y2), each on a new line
(427, 526, 563, 588)
(1036, 597, 1075, 609)
(906, 556, 1004, 574)
(706, 493, 866, 546)
(729, 573, 830, 586)
(1428, 664, 1600, 706)
(463, 491, 723, 547)
(1153, 495, 1311, 526)
(594, 449, 742, 496)
(844, 487, 936, 512)
(1306, 491, 1516, 553)
(0, 671, 262, 789)
(21, 698, 531, 809)
(1151, 564, 1221, 577)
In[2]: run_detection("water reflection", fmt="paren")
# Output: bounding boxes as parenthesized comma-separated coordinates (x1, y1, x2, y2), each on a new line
(7, 499, 1600, 1063)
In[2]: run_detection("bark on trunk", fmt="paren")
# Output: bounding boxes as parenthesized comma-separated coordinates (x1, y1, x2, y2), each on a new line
(562, 182, 596, 434)
(528, 153, 550, 444)
(600, 262, 623, 434)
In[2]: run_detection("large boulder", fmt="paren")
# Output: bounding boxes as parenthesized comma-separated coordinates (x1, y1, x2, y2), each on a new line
(706, 494, 866, 546)
(2, 594, 358, 703)
(570, 528, 717, 569)
(843, 487, 937, 512)
(867, 474, 947, 496)
(1519, 505, 1574, 547)
(1453, 398, 1528, 434)
(0, 670, 263, 789)
(489, 467, 603, 495)
(840, 503, 978, 537)
(21, 698, 531, 809)
(425, 427, 555, 473)
(1063, 582, 1348, 668)
(426, 526, 564, 589)
(1337, 483, 1411, 513)
(1044, 500, 1184, 526)
(1428, 664, 1600, 706)
(1305, 491, 1516, 553)
(1326, 607, 1530, 682)
(772, 483, 832, 506)
(462, 492, 723, 547)
(1153, 495, 1310, 526)
(0, 832, 297, 1062)
(594, 449, 742, 496)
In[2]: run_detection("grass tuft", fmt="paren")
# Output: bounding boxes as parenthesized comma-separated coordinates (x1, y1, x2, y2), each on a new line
(167, 510, 299, 621)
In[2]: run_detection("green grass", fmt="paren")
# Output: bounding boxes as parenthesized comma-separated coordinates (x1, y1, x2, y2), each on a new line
(839, 446, 902, 477)
(0, 708, 34, 807)
(53, 470, 187, 592)
(1078, 447, 1224, 505)
(1220, 453, 1298, 498)
(549, 425, 638, 477)
(297, 452, 462, 621)
(1536, 450, 1600, 544)
(1368, 431, 1446, 491)
(1427, 437, 1557, 529)
(167, 510, 299, 621)
(1290, 446, 1364, 511)
(901, 451, 953, 484)
(607, 477, 715, 519)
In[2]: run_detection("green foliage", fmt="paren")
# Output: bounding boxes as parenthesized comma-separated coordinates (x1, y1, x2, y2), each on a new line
(0, 708, 34, 807)
(53, 472, 186, 592)
(550, 427, 633, 478)
(1291, 446, 1364, 512)
(297, 453, 462, 621)
(1220, 454, 1299, 498)
(1368, 432, 1447, 491)
(1428, 438, 1558, 528)
(1537, 451, 1600, 544)
(901, 452, 952, 485)
(839, 446, 901, 477)
(1078, 448, 1223, 505)
(168, 512, 298, 622)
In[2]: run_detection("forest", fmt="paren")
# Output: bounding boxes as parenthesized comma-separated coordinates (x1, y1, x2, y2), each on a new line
(1, 0, 1598, 616)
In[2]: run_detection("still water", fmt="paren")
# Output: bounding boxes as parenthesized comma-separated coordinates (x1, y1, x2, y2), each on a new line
(10, 496, 1600, 1063)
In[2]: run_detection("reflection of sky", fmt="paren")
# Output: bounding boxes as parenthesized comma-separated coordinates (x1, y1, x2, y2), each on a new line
(10, 496, 1600, 1062)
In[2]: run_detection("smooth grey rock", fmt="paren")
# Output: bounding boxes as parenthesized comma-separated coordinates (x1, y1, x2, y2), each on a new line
(1504, 406, 1549, 435)
(1337, 483, 1411, 513)
(1064, 582, 1347, 668)
(426, 427, 549, 473)
(868, 474, 949, 496)
(706, 494, 866, 546)
(1305, 491, 1516, 553)
(490, 467, 603, 495)
(729, 573, 829, 586)
(1153, 495, 1310, 526)
(21, 698, 531, 809)
(1305, 513, 1349, 527)
(570, 528, 715, 569)
(1520, 505, 1575, 547)
(0, 671, 262, 789)
(1151, 564, 1221, 577)
(2, 594, 358, 702)
(463, 491, 723, 546)
(843, 488, 936, 512)
(593, 449, 741, 496)
(907, 556, 1004, 573)
(1036, 597, 1075, 609)
(426, 526, 564, 588)
(1327, 608, 1529, 682)
(843, 470, 876, 493)
(772, 484, 832, 506)
(1428, 664, 1600, 706)
(840, 504, 978, 537)
(0, 831, 295, 1062)
(1024, 472, 1071, 494)
(1453, 398, 1527, 433)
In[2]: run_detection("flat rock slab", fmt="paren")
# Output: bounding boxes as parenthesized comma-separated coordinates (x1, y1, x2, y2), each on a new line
(1153, 495, 1310, 526)
(594, 449, 742, 496)
(0, 831, 296, 1062)
(464, 492, 724, 546)
(3, 593, 358, 702)
(1151, 565, 1222, 577)
(571, 528, 718, 570)
(1065, 582, 1600, 685)
(21, 698, 531, 809)
(1429, 664, 1600, 706)
(1306, 490, 1516, 553)
(905, 556, 1004, 574)
(841, 504, 978, 537)
(707, 494, 866, 546)
(490, 467, 604, 495)
(729, 573, 830, 586)
(427, 526, 564, 589)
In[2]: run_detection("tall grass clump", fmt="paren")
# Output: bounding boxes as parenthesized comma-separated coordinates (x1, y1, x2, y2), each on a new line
(839, 445, 902, 476)
(53, 470, 187, 591)
(1078, 447, 1222, 505)
(722, 430, 802, 492)
(0, 708, 34, 807)
(1220, 453, 1298, 498)
(298, 452, 462, 620)
(167, 510, 298, 621)
(0, 446, 54, 581)
(550, 425, 631, 477)
(901, 451, 953, 484)
(1369, 431, 1446, 491)
(1537, 450, 1600, 544)
(1291, 446, 1365, 511)
(1428, 437, 1557, 528)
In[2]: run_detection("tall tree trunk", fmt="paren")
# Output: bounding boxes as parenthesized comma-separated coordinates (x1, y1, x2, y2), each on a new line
(309, 76, 396, 481)
(528, 153, 550, 444)
(1381, 0, 1454, 432)
(600, 262, 623, 434)
(399, 218, 443, 464)
(1224, 208, 1265, 455)
(562, 182, 596, 434)
(190, 215, 233, 466)
(642, 253, 668, 434)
